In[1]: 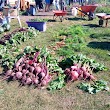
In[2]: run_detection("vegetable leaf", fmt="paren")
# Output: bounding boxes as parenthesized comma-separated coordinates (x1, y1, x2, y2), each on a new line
(48, 74, 66, 90)
(78, 80, 109, 94)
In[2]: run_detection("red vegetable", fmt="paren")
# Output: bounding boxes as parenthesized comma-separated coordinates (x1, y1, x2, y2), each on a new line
(44, 75, 51, 83)
(5, 69, 13, 76)
(16, 72, 23, 79)
(28, 66, 35, 73)
(28, 60, 33, 65)
(35, 66, 42, 74)
(41, 80, 47, 86)
(22, 69, 27, 74)
(81, 66, 87, 73)
(33, 78, 39, 85)
(64, 68, 71, 75)
(15, 57, 24, 68)
(18, 66, 22, 72)
(89, 74, 96, 81)
(21, 75, 26, 85)
(70, 66, 77, 71)
(11, 72, 16, 77)
(26, 77, 32, 85)
(40, 72, 46, 78)
(83, 72, 90, 80)
(33, 63, 37, 67)
(18, 57, 24, 63)
(70, 71, 79, 81)
(77, 68, 83, 75)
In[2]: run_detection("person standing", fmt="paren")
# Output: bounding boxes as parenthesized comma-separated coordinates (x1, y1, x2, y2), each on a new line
(35, 0, 43, 11)
(0, 0, 4, 11)
(45, 0, 50, 11)
(66, 0, 70, 5)
(53, 0, 60, 10)
(60, 0, 66, 11)
(79, 0, 84, 5)
(45, 0, 53, 12)
(20, 0, 25, 11)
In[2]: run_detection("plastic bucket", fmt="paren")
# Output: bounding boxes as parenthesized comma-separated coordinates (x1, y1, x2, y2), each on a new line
(26, 21, 46, 32)
(71, 7, 77, 16)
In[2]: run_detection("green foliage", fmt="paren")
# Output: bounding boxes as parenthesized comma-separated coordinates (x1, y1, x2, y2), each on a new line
(78, 80, 109, 94)
(24, 46, 33, 54)
(0, 27, 4, 33)
(22, 45, 63, 74)
(67, 25, 86, 36)
(47, 56, 64, 74)
(59, 25, 86, 37)
(57, 44, 75, 57)
(48, 74, 66, 90)
(0, 24, 11, 34)
(29, 18, 48, 22)
(96, 6, 110, 13)
(59, 54, 107, 71)
(27, 27, 39, 38)
(0, 27, 39, 70)
(57, 25, 86, 57)
(2, 24, 10, 31)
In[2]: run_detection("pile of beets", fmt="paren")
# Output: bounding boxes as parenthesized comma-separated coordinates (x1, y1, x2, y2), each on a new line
(64, 63, 96, 82)
(3, 51, 51, 87)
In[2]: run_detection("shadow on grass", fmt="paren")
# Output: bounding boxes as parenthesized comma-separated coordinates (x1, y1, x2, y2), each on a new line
(47, 19, 56, 22)
(90, 33, 110, 40)
(87, 41, 110, 51)
(67, 17, 86, 21)
(83, 24, 100, 28)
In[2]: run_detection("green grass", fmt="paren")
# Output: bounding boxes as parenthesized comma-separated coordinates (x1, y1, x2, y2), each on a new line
(0, 14, 110, 110)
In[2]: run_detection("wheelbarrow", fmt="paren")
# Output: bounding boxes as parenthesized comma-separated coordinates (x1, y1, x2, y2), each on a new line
(96, 13, 110, 27)
(53, 10, 67, 22)
(76, 5, 98, 20)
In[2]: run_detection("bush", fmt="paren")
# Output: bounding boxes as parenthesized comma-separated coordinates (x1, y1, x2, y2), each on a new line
(96, 6, 110, 13)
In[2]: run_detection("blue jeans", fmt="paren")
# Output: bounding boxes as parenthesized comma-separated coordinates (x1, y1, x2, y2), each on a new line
(53, 0, 60, 10)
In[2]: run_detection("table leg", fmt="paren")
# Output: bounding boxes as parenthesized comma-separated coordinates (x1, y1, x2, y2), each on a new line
(99, 19, 104, 27)
(105, 19, 108, 27)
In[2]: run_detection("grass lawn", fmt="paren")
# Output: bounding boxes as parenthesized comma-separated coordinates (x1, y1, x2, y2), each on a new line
(0, 13, 110, 110)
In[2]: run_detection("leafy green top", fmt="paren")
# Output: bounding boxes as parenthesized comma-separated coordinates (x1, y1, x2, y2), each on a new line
(29, 18, 48, 22)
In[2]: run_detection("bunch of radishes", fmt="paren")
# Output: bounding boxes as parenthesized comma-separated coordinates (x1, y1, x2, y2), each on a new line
(3, 51, 51, 87)
(64, 63, 96, 82)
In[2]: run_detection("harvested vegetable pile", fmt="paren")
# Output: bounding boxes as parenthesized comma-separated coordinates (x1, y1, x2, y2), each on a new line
(2, 50, 51, 88)
(0, 27, 39, 69)
(48, 54, 109, 93)
(64, 63, 96, 82)
(0, 25, 109, 94)
(0, 27, 38, 45)
(59, 54, 107, 72)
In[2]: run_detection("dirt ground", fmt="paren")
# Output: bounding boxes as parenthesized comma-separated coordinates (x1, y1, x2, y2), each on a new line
(20, 11, 54, 22)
